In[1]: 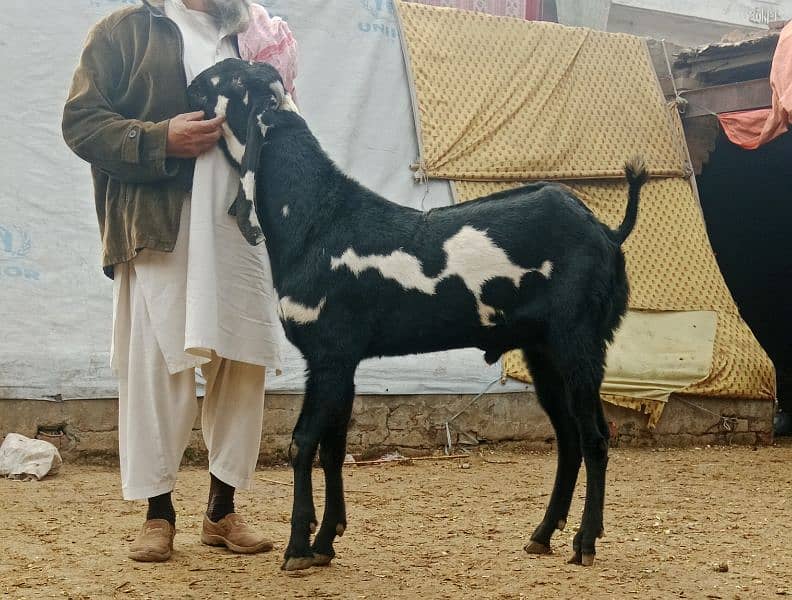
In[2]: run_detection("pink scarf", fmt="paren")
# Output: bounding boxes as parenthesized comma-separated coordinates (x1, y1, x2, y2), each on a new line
(237, 4, 298, 98)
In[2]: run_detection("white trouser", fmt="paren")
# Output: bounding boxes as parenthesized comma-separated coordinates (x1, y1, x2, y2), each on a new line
(113, 260, 267, 501)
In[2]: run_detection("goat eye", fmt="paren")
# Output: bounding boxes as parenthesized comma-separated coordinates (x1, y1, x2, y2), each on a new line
(267, 94, 279, 110)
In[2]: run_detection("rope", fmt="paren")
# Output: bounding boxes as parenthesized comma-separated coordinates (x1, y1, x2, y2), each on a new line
(662, 39, 718, 118)
(441, 377, 502, 455)
(675, 396, 739, 432)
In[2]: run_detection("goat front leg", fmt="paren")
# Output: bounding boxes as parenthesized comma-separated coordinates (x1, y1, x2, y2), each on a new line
(282, 429, 320, 571)
(282, 365, 356, 571)
(311, 427, 351, 566)
(311, 369, 355, 566)
(282, 377, 322, 571)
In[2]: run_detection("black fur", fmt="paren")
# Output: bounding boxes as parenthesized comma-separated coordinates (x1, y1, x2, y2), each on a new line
(187, 59, 647, 571)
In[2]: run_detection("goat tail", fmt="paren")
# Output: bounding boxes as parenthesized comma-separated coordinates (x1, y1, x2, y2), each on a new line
(613, 156, 648, 245)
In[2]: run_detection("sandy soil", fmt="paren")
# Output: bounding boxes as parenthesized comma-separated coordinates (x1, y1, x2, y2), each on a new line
(1, 443, 790, 600)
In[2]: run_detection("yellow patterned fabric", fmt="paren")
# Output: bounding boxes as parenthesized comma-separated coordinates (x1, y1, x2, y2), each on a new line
(397, 0, 775, 423)
(396, 1, 688, 181)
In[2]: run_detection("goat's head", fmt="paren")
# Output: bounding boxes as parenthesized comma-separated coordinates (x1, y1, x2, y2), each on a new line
(186, 58, 297, 167)
(186, 58, 300, 245)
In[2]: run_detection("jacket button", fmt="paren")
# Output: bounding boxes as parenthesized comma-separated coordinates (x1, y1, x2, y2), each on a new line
(128, 130, 138, 138)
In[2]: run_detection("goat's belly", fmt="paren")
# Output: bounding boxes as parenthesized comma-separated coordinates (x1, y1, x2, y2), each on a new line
(364, 287, 534, 360)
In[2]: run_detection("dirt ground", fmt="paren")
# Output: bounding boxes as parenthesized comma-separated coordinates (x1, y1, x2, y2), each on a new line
(1, 443, 790, 600)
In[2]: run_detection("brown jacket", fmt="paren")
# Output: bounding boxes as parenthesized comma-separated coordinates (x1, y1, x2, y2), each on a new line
(62, 1, 201, 277)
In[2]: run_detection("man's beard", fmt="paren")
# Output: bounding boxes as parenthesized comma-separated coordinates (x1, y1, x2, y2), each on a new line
(205, 0, 252, 33)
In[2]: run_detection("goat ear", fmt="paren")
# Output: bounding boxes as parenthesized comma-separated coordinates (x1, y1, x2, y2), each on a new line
(229, 106, 267, 246)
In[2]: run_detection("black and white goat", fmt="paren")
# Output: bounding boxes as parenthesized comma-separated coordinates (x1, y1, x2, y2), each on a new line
(187, 58, 647, 572)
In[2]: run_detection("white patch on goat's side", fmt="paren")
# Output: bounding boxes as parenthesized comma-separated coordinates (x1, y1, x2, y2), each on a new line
(330, 227, 553, 327)
(210, 76, 220, 86)
(539, 260, 553, 279)
(281, 205, 290, 218)
(278, 296, 326, 324)
(331, 249, 436, 294)
(240, 171, 262, 231)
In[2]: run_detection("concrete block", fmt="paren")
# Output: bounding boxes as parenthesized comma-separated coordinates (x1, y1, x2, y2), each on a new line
(0, 391, 776, 465)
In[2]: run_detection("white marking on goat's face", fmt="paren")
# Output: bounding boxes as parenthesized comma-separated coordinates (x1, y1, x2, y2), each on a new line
(278, 296, 326, 324)
(222, 124, 245, 164)
(210, 76, 220, 87)
(266, 80, 301, 114)
(213, 95, 246, 163)
(282, 93, 300, 114)
(241, 171, 256, 200)
(240, 170, 263, 231)
(331, 227, 553, 327)
(243, 91, 249, 106)
(256, 114, 270, 138)
(281, 205, 290, 218)
(269, 81, 285, 101)
(214, 95, 229, 117)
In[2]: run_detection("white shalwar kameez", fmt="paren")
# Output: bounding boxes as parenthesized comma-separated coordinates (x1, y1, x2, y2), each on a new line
(111, 0, 284, 501)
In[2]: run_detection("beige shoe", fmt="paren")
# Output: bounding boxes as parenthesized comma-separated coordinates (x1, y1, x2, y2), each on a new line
(128, 519, 175, 562)
(201, 513, 274, 554)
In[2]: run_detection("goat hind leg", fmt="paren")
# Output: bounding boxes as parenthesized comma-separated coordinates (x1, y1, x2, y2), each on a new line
(568, 374, 609, 567)
(523, 351, 582, 556)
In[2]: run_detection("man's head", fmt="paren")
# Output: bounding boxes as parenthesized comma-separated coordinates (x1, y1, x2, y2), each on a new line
(201, 0, 252, 33)
(175, 0, 252, 32)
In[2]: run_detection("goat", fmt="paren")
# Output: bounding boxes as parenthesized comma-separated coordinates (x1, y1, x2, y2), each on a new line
(187, 58, 647, 572)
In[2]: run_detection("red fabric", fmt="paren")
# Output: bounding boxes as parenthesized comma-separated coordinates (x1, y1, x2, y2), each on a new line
(718, 21, 792, 149)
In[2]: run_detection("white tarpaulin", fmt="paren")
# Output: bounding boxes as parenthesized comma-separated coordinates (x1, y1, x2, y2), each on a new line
(0, 0, 526, 400)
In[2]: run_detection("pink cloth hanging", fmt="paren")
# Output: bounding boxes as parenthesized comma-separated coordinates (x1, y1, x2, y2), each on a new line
(718, 21, 792, 150)
(237, 3, 298, 98)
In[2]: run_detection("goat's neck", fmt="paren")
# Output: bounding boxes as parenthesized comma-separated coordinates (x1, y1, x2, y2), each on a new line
(257, 130, 347, 279)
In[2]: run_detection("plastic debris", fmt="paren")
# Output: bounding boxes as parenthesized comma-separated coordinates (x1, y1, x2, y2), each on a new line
(0, 433, 63, 481)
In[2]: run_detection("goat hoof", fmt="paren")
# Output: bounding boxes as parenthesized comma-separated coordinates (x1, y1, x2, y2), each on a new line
(557, 519, 567, 531)
(281, 556, 315, 571)
(312, 553, 333, 567)
(524, 541, 552, 555)
(567, 551, 595, 566)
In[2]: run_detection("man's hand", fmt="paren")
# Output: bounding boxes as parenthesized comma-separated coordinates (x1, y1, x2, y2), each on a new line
(166, 111, 225, 158)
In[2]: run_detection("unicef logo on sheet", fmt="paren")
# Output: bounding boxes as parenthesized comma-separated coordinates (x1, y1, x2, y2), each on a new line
(359, 0, 398, 40)
(0, 224, 40, 282)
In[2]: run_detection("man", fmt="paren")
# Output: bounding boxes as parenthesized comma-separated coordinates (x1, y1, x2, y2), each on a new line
(62, 0, 296, 562)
